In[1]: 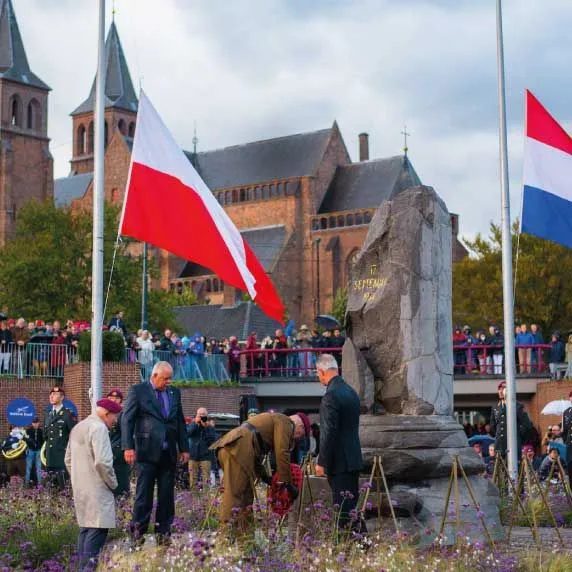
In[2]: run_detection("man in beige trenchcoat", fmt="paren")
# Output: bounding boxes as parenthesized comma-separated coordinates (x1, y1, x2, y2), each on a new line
(65, 398, 122, 571)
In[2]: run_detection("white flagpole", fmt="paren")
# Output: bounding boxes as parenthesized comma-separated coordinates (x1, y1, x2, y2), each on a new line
(91, 0, 106, 410)
(495, 0, 518, 480)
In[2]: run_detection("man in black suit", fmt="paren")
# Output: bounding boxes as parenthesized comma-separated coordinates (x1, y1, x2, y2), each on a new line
(315, 353, 363, 530)
(122, 361, 189, 545)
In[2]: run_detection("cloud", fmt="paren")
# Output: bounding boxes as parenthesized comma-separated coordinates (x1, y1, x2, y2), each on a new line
(12, 0, 572, 238)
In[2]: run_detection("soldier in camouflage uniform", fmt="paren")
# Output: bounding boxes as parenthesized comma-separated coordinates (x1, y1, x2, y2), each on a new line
(106, 388, 130, 496)
(489, 380, 531, 459)
(43, 385, 75, 487)
(561, 391, 572, 489)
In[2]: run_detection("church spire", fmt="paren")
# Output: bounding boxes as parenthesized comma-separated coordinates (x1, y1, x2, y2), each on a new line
(0, 0, 49, 90)
(72, 21, 137, 116)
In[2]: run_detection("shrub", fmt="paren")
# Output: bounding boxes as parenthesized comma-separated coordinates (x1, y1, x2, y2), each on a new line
(78, 330, 126, 362)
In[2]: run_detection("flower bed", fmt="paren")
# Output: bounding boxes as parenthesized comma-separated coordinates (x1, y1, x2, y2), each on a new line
(0, 483, 571, 571)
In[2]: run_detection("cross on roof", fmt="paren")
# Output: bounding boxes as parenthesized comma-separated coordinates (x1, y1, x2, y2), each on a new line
(401, 125, 411, 156)
(112, 0, 116, 20)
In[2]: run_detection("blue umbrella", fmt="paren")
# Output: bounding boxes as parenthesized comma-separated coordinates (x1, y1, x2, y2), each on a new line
(468, 435, 495, 448)
(315, 314, 341, 330)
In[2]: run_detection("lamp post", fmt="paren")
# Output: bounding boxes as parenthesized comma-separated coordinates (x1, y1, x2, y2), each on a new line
(314, 238, 321, 315)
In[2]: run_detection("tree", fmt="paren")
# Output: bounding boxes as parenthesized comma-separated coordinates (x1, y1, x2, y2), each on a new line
(331, 287, 348, 328)
(0, 200, 183, 332)
(453, 221, 572, 336)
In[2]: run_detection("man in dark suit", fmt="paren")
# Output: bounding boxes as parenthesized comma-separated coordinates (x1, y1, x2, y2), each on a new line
(122, 361, 189, 545)
(315, 353, 363, 530)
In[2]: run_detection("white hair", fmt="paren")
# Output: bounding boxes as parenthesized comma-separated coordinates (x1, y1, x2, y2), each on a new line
(152, 361, 173, 376)
(316, 353, 339, 372)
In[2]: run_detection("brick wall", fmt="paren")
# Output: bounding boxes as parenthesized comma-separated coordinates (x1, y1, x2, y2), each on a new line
(0, 377, 55, 436)
(179, 385, 255, 418)
(63, 362, 141, 421)
(529, 379, 572, 433)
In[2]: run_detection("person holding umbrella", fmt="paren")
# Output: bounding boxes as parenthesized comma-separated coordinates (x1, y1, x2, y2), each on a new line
(562, 391, 572, 489)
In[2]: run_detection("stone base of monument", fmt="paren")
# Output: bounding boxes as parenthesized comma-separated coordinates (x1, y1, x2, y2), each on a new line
(287, 415, 503, 546)
(360, 414, 484, 480)
(360, 413, 503, 546)
(287, 472, 503, 547)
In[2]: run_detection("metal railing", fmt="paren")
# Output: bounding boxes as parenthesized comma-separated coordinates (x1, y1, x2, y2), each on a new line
(0, 342, 79, 379)
(126, 349, 231, 384)
(239, 347, 343, 379)
(453, 343, 552, 376)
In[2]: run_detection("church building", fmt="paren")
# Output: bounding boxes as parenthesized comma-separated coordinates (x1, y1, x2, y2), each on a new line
(0, 6, 465, 331)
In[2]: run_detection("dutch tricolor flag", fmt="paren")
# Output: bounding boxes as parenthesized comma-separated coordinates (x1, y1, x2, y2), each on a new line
(521, 90, 572, 248)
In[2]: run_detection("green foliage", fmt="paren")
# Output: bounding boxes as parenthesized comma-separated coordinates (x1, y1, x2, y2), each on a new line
(331, 287, 348, 328)
(0, 200, 182, 332)
(453, 221, 572, 335)
(78, 330, 126, 362)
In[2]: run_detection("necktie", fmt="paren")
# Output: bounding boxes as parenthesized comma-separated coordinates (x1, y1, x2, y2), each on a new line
(156, 390, 169, 417)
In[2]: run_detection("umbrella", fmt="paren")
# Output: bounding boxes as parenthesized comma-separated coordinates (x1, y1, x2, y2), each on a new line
(548, 441, 567, 458)
(315, 314, 341, 330)
(541, 400, 571, 416)
(468, 435, 495, 448)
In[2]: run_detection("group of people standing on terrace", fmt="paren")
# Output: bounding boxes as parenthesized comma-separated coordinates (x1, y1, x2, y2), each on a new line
(453, 322, 572, 378)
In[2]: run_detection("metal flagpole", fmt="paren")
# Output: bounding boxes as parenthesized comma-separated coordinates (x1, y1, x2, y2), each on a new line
(495, 0, 518, 480)
(91, 0, 106, 409)
(141, 242, 148, 330)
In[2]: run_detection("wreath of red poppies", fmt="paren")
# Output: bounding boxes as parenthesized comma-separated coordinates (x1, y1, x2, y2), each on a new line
(266, 463, 303, 516)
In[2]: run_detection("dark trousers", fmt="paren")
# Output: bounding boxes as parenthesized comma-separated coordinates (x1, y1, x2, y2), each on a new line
(132, 450, 176, 538)
(77, 527, 108, 571)
(567, 459, 572, 489)
(328, 471, 360, 530)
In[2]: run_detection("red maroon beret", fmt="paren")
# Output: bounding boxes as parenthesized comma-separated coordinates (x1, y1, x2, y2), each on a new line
(97, 398, 122, 414)
(107, 388, 124, 400)
(498, 381, 506, 390)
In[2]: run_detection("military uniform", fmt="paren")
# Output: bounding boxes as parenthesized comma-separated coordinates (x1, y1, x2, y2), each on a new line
(210, 412, 295, 525)
(109, 411, 130, 496)
(562, 403, 572, 487)
(44, 405, 75, 474)
(489, 399, 531, 457)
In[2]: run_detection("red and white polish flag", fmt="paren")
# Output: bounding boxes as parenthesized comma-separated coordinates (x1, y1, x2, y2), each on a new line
(119, 90, 285, 323)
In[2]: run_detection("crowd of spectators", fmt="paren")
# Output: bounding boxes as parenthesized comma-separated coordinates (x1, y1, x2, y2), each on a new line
(453, 323, 572, 378)
(463, 417, 569, 484)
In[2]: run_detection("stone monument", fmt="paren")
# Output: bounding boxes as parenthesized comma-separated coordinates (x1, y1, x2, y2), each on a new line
(341, 185, 502, 544)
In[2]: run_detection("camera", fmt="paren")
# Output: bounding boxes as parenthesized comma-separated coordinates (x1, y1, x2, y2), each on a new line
(200, 416, 208, 423)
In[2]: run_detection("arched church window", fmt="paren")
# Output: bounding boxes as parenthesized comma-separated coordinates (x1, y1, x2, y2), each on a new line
(77, 125, 87, 155)
(88, 122, 94, 153)
(118, 119, 126, 135)
(104, 121, 109, 148)
(10, 95, 22, 127)
(364, 211, 372, 224)
(206, 279, 212, 292)
(27, 99, 41, 130)
(346, 214, 354, 226)
(128, 122, 136, 137)
(213, 278, 219, 292)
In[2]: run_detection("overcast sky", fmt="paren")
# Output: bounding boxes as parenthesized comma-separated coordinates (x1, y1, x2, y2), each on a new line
(14, 0, 572, 240)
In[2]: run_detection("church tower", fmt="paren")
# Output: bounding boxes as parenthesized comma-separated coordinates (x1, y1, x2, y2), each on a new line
(0, 0, 52, 245)
(70, 21, 138, 175)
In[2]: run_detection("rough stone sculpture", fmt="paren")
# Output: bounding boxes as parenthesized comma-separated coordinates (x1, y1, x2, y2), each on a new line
(344, 185, 452, 416)
(335, 185, 502, 544)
